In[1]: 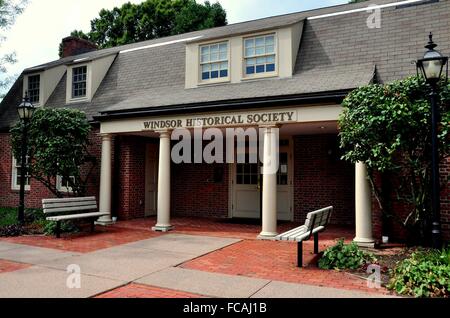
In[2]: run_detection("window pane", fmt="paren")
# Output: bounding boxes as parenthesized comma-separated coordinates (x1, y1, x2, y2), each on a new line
(266, 55, 275, 63)
(219, 52, 227, 60)
(202, 72, 210, 80)
(219, 43, 227, 52)
(211, 71, 219, 79)
(246, 58, 255, 66)
(201, 54, 209, 63)
(220, 62, 228, 70)
(245, 39, 254, 48)
(256, 65, 265, 73)
(256, 57, 266, 64)
(265, 45, 275, 54)
(201, 46, 209, 55)
(255, 37, 264, 46)
(202, 64, 210, 72)
(265, 35, 275, 45)
(245, 48, 254, 57)
(211, 63, 219, 71)
(210, 53, 218, 61)
(255, 46, 265, 55)
(28, 75, 40, 104)
(266, 64, 275, 72)
(220, 70, 228, 78)
(246, 66, 255, 74)
(210, 44, 219, 54)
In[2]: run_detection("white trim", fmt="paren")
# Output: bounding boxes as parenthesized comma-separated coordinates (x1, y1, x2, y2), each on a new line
(120, 36, 203, 54)
(242, 32, 278, 80)
(23, 73, 43, 107)
(11, 156, 30, 191)
(56, 175, 75, 193)
(308, 0, 424, 20)
(199, 40, 231, 84)
(66, 63, 91, 104)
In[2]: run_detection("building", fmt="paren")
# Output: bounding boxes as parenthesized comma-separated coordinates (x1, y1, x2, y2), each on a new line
(0, 0, 449, 243)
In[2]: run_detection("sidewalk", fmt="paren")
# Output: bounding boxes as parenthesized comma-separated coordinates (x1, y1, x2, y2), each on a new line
(0, 234, 391, 298)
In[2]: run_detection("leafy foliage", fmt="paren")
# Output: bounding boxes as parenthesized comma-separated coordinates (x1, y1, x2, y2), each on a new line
(10, 108, 95, 198)
(0, 0, 28, 97)
(339, 76, 450, 244)
(318, 239, 376, 270)
(59, 0, 227, 55)
(43, 220, 79, 236)
(0, 224, 24, 237)
(388, 248, 450, 297)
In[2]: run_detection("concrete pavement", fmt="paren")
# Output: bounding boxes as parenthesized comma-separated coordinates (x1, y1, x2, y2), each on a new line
(0, 234, 389, 298)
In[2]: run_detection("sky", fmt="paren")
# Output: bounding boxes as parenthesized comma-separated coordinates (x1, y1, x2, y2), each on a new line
(0, 0, 347, 83)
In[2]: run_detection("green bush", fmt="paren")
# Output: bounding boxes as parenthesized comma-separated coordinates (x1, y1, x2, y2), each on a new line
(388, 248, 450, 297)
(318, 239, 376, 270)
(43, 220, 79, 236)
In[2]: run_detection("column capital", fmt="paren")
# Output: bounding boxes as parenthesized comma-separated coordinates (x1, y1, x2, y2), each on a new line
(98, 133, 113, 141)
(155, 129, 172, 138)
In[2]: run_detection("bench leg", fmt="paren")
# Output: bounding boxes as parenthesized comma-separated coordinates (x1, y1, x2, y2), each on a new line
(56, 221, 61, 239)
(314, 233, 319, 254)
(297, 241, 303, 268)
(91, 219, 95, 233)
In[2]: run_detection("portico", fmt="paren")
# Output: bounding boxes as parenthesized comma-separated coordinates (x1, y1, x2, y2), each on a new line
(95, 104, 375, 242)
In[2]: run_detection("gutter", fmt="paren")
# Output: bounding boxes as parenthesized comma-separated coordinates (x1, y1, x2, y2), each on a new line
(94, 89, 351, 121)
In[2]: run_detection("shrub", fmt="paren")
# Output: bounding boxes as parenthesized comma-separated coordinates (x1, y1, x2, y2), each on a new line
(318, 239, 376, 270)
(388, 248, 450, 297)
(0, 224, 24, 237)
(43, 220, 79, 236)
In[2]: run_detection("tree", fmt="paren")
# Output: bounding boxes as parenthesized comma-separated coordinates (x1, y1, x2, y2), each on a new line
(59, 0, 227, 56)
(11, 108, 96, 198)
(339, 76, 450, 244)
(0, 0, 27, 97)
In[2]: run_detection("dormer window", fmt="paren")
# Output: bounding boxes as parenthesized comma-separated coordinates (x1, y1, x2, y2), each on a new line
(27, 75, 40, 104)
(72, 65, 87, 98)
(244, 34, 276, 77)
(200, 42, 229, 82)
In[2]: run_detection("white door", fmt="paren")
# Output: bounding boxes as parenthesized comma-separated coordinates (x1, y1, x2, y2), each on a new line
(145, 143, 158, 216)
(231, 140, 293, 221)
(232, 162, 261, 219)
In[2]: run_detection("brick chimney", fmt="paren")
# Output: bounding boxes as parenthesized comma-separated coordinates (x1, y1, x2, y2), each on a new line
(61, 36, 97, 58)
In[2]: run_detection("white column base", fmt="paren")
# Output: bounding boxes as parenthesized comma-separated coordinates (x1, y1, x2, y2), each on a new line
(95, 219, 115, 226)
(354, 238, 376, 248)
(258, 232, 278, 241)
(152, 225, 174, 232)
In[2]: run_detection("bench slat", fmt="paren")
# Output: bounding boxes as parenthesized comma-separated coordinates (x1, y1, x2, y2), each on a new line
(43, 201, 97, 210)
(44, 205, 98, 214)
(276, 207, 333, 243)
(42, 197, 96, 204)
(46, 212, 108, 222)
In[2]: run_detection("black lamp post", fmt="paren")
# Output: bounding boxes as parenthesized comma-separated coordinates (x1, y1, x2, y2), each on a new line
(416, 33, 448, 249)
(17, 92, 35, 225)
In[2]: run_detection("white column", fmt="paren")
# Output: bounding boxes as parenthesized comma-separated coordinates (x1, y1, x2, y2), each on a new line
(354, 162, 375, 247)
(96, 134, 113, 225)
(152, 130, 173, 232)
(259, 126, 278, 239)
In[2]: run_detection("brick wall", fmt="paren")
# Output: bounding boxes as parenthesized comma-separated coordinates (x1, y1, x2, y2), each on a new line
(114, 136, 147, 220)
(293, 134, 355, 225)
(172, 162, 229, 218)
(0, 128, 102, 209)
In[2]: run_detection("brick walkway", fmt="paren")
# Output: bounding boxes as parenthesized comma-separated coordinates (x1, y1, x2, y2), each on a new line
(181, 240, 391, 296)
(1, 226, 161, 253)
(96, 283, 204, 298)
(0, 259, 31, 274)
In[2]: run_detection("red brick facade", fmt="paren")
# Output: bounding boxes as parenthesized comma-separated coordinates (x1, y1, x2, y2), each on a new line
(0, 128, 102, 209)
(293, 135, 355, 225)
(1, 130, 449, 242)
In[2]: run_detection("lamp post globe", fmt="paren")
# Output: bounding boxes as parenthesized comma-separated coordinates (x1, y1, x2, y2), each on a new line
(16, 92, 36, 225)
(416, 33, 448, 249)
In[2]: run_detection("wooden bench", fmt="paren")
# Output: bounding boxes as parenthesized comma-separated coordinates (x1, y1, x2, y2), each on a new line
(276, 206, 333, 268)
(42, 197, 109, 238)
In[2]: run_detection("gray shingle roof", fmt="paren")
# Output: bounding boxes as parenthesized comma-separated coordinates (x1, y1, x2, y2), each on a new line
(1, 0, 449, 129)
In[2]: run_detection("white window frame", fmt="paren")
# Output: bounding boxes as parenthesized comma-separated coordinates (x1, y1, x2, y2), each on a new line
(11, 156, 30, 191)
(66, 63, 91, 104)
(243, 33, 278, 79)
(56, 175, 75, 193)
(23, 73, 42, 106)
(199, 41, 230, 84)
